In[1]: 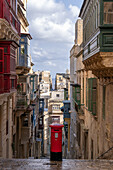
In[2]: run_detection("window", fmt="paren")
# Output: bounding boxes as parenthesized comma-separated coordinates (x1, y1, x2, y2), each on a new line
(0, 48, 4, 73)
(13, 0, 16, 12)
(88, 78, 97, 115)
(75, 86, 81, 109)
(22, 115, 28, 127)
(52, 116, 60, 123)
(40, 118, 42, 125)
(88, 44, 90, 54)
(104, 2, 113, 24)
(21, 45, 25, 55)
(59, 77, 62, 81)
(72, 85, 81, 110)
(56, 94, 59, 97)
(21, 39, 24, 42)
(11, 79, 15, 88)
(4, 47, 8, 53)
(12, 16, 16, 27)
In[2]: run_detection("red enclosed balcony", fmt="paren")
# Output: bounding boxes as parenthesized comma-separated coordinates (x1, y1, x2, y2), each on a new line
(0, 40, 19, 94)
(0, 0, 20, 40)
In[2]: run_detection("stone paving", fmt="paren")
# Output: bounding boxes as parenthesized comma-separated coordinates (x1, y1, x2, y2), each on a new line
(0, 159, 113, 170)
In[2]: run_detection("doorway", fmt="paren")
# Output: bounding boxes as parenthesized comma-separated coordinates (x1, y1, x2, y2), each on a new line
(84, 132, 88, 159)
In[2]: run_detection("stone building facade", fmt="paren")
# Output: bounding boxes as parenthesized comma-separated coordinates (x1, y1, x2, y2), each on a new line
(39, 71, 52, 90)
(0, 0, 20, 158)
(70, 0, 113, 160)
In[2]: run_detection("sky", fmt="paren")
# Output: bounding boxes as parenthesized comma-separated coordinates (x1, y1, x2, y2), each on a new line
(27, 0, 84, 78)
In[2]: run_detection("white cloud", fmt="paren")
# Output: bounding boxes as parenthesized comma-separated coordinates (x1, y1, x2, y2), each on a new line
(69, 5, 80, 17)
(47, 61, 56, 66)
(28, 0, 79, 43)
(27, 0, 80, 77)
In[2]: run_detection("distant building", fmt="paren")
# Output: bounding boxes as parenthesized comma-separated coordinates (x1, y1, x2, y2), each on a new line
(39, 71, 52, 90)
(55, 72, 70, 90)
(38, 72, 52, 156)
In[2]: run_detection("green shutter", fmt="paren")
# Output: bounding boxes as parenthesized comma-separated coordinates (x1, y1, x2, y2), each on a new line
(88, 78, 97, 115)
(75, 86, 81, 109)
(72, 86, 75, 107)
(92, 79, 97, 115)
(88, 79, 92, 112)
(64, 89, 66, 100)
(64, 89, 68, 100)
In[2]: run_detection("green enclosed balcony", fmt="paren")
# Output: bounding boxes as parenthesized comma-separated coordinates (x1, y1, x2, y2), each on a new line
(80, 0, 113, 78)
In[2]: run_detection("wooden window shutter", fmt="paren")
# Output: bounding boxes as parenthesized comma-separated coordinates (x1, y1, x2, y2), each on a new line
(0, 48, 4, 74)
(92, 78, 97, 115)
(88, 78, 97, 115)
(75, 86, 81, 109)
(88, 79, 92, 112)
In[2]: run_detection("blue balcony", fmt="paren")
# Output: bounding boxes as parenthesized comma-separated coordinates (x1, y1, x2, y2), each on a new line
(62, 100, 71, 119)
(39, 99, 44, 115)
(17, 33, 32, 72)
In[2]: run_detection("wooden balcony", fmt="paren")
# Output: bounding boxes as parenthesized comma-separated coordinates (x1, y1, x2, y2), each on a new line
(0, 0, 20, 41)
(83, 27, 113, 78)
(16, 94, 29, 111)
(16, 56, 31, 74)
(0, 74, 17, 94)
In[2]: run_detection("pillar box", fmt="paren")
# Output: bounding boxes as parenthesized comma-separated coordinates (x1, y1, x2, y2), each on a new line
(49, 124, 64, 161)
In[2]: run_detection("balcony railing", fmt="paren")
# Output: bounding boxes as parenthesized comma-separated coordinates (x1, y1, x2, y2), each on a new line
(19, 55, 30, 68)
(0, 0, 20, 35)
(16, 94, 28, 110)
(30, 93, 36, 101)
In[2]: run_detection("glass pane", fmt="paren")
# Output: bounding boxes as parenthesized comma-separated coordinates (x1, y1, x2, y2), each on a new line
(4, 47, 8, 53)
(21, 38, 24, 42)
(104, 2, 113, 24)
(4, 56, 7, 72)
(21, 45, 25, 55)
(11, 79, 15, 88)
(0, 62, 3, 72)
(0, 49, 3, 60)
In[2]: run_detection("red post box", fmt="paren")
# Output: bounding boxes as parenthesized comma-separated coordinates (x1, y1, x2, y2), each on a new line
(49, 124, 64, 161)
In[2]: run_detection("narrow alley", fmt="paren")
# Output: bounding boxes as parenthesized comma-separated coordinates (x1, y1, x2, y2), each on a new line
(1, 0, 113, 169)
(1, 159, 113, 170)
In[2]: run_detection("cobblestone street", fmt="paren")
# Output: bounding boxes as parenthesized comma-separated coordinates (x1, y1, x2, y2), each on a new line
(0, 159, 113, 170)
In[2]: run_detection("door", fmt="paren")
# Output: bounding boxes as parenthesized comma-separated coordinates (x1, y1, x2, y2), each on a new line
(84, 132, 88, 159)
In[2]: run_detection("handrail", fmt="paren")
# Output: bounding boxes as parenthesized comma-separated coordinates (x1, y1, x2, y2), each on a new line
(97, 146, 113, 159)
